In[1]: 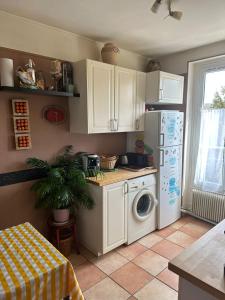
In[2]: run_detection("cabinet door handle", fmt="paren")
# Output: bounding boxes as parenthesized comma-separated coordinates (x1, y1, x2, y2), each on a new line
(124, 181, 129, 194)
(110, 119, 115, 131)
(115, 119, 118, 131)
(136, 119, 140, 130)
(160, 88, 164, 100)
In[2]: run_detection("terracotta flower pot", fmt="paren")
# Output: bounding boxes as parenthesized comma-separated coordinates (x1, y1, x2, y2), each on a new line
(101, 43, 120, 65)
(53, 208, 70, 223)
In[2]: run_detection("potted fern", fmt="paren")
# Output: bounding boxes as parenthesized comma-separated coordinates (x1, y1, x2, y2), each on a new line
(27, 146, 94, 222)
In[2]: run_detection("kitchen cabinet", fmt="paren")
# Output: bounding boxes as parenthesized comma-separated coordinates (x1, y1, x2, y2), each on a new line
(103, 181, 127, 252)
(115, 66, 136, 132)
(146, 70, 184, 104)
(69, 59, 114, 134)
(69, 59, 144, 134)
(77, 181, 127, 256)
(135, 71, 146, 131)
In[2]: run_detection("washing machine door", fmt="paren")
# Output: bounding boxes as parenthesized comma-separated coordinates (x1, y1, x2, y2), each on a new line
(133, 189, 157, 222)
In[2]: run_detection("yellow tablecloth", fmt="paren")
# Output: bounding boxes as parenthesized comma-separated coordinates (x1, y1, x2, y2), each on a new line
(0, 222, 84, 300)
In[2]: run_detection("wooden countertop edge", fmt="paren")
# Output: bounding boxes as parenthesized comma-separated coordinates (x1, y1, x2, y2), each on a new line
(87, 168, 157, 186)
(168, 259, 225, 300)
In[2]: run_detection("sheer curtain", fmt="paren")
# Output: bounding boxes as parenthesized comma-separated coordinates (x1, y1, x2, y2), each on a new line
(194, 109, 225, 194)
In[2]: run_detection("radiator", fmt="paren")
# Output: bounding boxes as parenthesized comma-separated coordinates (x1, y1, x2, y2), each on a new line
(192, 189, 225, 223)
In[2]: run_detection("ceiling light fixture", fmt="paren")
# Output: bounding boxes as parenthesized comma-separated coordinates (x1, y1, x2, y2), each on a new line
(151, 0, 162, 13)
(150, 0, 183, 21)
(168, 0, 183, 20)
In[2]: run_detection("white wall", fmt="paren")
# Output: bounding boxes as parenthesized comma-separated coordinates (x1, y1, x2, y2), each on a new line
(0, 10, 148, 71)
(158, 40, 225, 74)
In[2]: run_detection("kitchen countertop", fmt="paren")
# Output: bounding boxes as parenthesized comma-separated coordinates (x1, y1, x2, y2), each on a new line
(87, 168, 157, 186)
(169, 219, 225, 299)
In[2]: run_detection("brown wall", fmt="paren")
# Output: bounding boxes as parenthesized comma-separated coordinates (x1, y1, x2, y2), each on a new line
(0, 48, 126, 232)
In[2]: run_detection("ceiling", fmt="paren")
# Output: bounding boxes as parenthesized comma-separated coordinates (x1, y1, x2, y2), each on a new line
(1, 0, 225, 57)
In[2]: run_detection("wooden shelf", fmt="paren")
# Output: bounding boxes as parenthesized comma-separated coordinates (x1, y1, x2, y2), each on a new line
(0, 86, 80, 98)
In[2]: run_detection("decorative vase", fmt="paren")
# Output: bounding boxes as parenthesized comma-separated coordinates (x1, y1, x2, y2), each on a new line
(0, 58, 14, 87)
(53, 208, 70, 223)
(101, 43, 120, 65)
(146, 60, 161, 72)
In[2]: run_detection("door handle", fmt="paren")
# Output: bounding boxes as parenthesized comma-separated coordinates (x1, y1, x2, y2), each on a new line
(110, 119, 114, 131)
(160, 149, 164, 167)
(160, 88, 164, 100)
(115, 118, 118, 131)
(159, 133, 164, 146)
(124, 181, 129, 194)
(110, 119, 117, 131)
(136, 119, 140, 130)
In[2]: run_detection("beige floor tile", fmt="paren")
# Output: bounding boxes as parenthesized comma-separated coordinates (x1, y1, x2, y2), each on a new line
(91, 251, 129, 275)
(84, 277, 130, 300)
(110, 262, 153, 294)
(127, 297, 137, 300)
(151, 239, 184, 260)
(116, 242, 147, 260)
(132, 249, 168, 276)
(75, 261, 106, 291)
(157, 268, 179, 291)
(69, 252, 87, 267)
(170, 216, 192, 229)
(155, 226, 177, 238)
(138, 233, 162, 248)
(134, 278, 178, 300)
(179, 221, 212, 238)
(166, 231, 196, 248)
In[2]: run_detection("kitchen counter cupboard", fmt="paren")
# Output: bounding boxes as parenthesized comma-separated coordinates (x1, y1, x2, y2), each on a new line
(69, 59, 145, 134)
(78, 181, 127, 256)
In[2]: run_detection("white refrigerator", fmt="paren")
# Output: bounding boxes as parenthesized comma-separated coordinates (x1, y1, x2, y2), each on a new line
(144, 110, 184, 229)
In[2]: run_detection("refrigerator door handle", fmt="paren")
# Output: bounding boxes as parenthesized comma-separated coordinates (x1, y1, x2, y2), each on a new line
(160, 149, 164, 167)
(159, 133, 164, 146)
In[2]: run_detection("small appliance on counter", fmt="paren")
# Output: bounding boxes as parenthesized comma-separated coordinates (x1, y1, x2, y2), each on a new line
(118, 154, 128, 166)
(118, 152, 152, 171)
(80, 153, 100, 172)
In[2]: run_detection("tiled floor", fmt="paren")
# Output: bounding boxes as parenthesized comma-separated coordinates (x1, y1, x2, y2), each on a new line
(70, 215, 213, 300)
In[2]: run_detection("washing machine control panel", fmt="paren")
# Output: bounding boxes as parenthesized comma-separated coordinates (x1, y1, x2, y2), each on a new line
(128, 174, 156, 190)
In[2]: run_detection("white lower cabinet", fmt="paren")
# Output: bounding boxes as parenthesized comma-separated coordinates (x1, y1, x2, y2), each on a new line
(103, 181, 127, 253)
(77, 181, 127, 256)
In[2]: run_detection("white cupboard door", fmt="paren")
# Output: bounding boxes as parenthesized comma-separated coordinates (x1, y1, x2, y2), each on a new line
(159, 71, 184, 104)
(87, 60, 114, 133)
(115, 67, 136, 132)
(136, 71, 146, 131)
(103, 181, 127, 253)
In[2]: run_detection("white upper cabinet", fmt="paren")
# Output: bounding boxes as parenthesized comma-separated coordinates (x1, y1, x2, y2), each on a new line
(69, 60, 114, 134)
(135, 71, 146, 131)
(87, 61, 115, 133)
(69, 59, 145, 134)
(146, 71, 184, 104)
(115, 66, 136, 132)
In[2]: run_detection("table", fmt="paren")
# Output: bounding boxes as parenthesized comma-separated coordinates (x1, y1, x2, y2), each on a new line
(169, 219, 225, 300)
(0, 222, 84, 300)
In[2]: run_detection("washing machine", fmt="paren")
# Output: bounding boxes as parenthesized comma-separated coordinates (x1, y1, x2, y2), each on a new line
(127, 174, 158, 245)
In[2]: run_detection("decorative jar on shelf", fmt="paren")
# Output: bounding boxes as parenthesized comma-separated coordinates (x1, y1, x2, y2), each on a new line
(101, 43, 120, 65)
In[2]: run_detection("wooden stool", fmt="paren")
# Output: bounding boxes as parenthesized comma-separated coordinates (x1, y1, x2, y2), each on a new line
(48, 216, 80, 255)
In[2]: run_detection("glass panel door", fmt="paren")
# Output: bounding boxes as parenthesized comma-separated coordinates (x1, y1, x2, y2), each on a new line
(194, 68, 225, 194)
